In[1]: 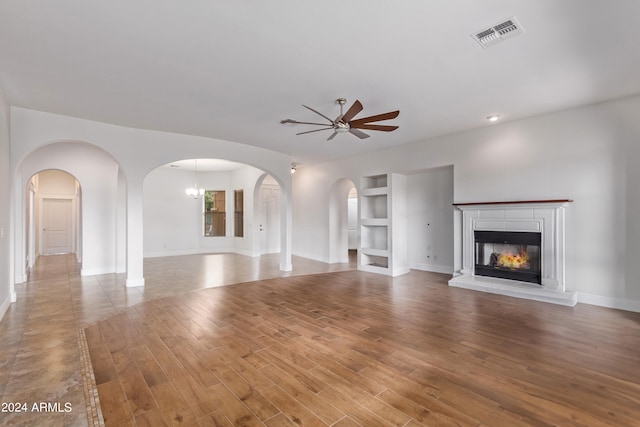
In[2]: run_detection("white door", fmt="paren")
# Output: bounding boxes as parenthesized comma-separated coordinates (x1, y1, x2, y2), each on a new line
(42, 198, 73, 255)
(259, 185, 281, 254)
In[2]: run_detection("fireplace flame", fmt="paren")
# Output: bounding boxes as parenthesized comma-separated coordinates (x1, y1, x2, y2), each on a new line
(497, 246, 530, 269)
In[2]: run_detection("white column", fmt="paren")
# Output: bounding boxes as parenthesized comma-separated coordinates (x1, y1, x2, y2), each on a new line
(12, 173, 26, 286)
(126, 177, 145, 287)
(279, 186, 293, 271)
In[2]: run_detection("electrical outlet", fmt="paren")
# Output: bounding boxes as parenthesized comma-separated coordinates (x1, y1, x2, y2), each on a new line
(434, 255, 438, 262)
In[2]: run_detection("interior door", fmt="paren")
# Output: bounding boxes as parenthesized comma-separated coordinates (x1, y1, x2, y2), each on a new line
(42, 198, 73, 255)
(259, 184, 281, 254)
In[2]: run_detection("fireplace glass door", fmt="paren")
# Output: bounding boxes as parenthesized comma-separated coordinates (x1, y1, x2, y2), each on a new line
(474, 231, 542, 284)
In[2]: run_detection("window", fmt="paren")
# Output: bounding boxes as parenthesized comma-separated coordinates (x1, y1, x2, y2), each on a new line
(204, 190, 225, 236)
(234, 189, 244, 237)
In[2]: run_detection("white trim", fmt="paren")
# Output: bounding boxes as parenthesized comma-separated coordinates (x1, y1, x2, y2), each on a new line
(144, 247, 249, 258)
(410, 262, 454, 275)
(126, 277, 145, 287)
(0, 294, 11, 322)
(577, 292, 640, 313)
(279, 262, 293, 272)
(292, 250, 330, 264)
(80, 267, 115, 276)
(450, 274, 578, 306)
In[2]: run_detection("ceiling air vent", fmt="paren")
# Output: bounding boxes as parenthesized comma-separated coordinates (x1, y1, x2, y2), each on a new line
(473, 17, 523, 48)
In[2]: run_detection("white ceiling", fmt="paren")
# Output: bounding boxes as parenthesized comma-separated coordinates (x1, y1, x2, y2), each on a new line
(1, 1, 639, 166)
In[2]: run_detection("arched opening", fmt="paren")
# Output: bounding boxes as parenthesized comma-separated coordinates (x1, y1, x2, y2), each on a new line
(329, 178, 358, 264)
(143, 159, 282, 260)
(14, 140, 125, 288)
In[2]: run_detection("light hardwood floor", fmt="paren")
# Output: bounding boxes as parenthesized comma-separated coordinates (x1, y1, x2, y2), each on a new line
(0, 252, 355, 426)
(1, 253, 640, 426)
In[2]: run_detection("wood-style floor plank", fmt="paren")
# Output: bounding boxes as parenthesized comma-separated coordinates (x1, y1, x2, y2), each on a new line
(80, 265, 640, 426)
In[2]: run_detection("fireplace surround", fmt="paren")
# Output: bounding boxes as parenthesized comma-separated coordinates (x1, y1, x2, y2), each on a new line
(449, 200, 577, 306)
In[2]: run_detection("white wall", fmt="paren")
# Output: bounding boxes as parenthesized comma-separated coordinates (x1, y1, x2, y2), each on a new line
(0, 88, 11, 320)
(406, 166, 454, 274)
(37, 169, 77, 196)
(292, 95, 640, 311)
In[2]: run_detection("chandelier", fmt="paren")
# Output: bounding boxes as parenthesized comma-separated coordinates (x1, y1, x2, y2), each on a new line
(185, 159, 205, 198)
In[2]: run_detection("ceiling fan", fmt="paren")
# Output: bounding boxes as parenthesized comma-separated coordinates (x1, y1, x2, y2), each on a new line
(280, 98, 399, 141)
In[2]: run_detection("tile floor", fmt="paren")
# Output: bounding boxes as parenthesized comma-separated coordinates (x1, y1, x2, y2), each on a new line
(0, 253, 355, 426)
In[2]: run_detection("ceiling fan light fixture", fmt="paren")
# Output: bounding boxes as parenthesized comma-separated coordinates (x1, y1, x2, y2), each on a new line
(281, 98, 399, 140)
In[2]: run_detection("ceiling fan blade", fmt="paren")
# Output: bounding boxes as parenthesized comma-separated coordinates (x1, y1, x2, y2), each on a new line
(302, 105, 334, 124)
(349, 128, 370, 139)
(339, 100, 363, 123)
(296, 127, 334, 135)
(281, 119, 331, 126)
(327, 131, 338, 141)
(349, 110, 400, 126)
(350, 123, 399, 132)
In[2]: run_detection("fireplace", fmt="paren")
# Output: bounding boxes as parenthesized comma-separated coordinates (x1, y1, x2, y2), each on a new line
(474, 230, 541, 284)
(448, 200, 577, 306)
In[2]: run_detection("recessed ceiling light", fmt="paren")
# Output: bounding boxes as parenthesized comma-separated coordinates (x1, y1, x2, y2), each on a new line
(486, 114, 501, 122)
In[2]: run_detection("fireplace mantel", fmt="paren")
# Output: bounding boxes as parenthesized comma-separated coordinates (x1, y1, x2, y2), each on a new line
(453, 199, 573, 206)
(449, 199, 577, 306)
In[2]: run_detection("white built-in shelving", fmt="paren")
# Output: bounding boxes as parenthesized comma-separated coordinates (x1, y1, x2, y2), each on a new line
(358, 174, 408, 276)
(359, 174, 389, 273)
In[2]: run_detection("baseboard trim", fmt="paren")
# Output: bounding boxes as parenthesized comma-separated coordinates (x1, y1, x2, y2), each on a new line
(577, 292, 640, 313)
(291, 251, 330, 264)
(410, 263, 454, 275)
(144, 248, 238, 258)
(126, 277, 145, 287)
(81, 267, 115, 276)
(0, 293, 11, 322)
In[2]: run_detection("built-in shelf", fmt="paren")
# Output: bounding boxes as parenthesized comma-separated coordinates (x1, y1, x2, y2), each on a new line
(360, 218, 388, 227)
(358, 173, 409, 277)
(361, 194, 387, 220)
(362, 186, 388, 196)
(359, 174, 390, 275)
(361, 174, 388, 190)
(360, 247, 388, 257)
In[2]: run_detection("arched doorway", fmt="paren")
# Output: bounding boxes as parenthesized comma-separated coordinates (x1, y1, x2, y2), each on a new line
(329, 178, 357, 264)
(14, 140, 124, 288)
